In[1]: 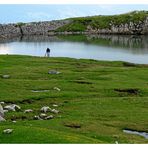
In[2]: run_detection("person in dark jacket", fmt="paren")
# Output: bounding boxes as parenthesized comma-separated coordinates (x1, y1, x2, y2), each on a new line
(45, 48, 50, 57)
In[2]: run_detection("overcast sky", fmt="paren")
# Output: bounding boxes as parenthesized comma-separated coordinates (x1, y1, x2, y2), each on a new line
(0, 4, 148, 24)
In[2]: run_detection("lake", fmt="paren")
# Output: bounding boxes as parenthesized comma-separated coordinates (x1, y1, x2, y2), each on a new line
(0, 34, 148, 64)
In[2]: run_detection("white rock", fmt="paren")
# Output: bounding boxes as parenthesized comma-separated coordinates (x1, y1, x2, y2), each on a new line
(34, 115, 43, 120)
(3, 110, 8, 113)
(0, 116, 6, 122)
(50, 109, 59, 114)
(3, 129, 13, 134)
(0, 102, 5, 105)
(0, 104, 4, 117)
(45, 115, 54, 120)
(12, 120, 17, 123)
(40, 106, 51, 113)
(52, 104, 58, 107)
(39, 113, 47, 118)
(115, 141, 119, 144)
(24, 109, 33, 113)
(53, 87, 61, 91)
(4, 104, 21, 111)
(48, 70, 61, 74)
(2, 75, 10, 79)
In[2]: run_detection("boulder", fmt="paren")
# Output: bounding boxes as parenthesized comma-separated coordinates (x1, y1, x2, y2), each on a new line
(4, 104, 21, 111)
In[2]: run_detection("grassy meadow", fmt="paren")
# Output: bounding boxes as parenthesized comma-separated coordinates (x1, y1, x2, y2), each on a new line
(0, 55, 148, 143)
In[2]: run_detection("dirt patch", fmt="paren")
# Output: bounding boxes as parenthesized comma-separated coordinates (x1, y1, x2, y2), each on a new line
(19, 99, 34, 104)
(114, 88, 140, 95)
(72, 80, 93, 84)
(64, 122, 81, 129)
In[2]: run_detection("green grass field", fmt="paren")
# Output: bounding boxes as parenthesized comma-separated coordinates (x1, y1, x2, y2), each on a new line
(0, 55, 148, 143)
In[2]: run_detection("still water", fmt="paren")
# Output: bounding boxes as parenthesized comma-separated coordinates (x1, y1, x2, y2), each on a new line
(0, 35, 148, 64)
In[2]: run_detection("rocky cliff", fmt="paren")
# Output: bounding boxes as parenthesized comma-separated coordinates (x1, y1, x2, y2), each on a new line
(0, 11, 148, 38)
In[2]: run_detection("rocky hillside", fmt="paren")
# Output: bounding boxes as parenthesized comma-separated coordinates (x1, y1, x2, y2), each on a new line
(0, 11, 148, 38)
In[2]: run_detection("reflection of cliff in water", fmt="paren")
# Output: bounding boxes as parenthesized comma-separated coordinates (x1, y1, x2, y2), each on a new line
(59, 35, 148, 54)
(0, 35, 148, 54)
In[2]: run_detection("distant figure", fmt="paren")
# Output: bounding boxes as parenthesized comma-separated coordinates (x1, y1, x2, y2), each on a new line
(45, 48, 50, 57)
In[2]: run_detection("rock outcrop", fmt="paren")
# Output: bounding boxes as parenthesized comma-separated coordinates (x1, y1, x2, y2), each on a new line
(0, 20, 71, 37)
(0, 15, 148, 37)
(86, 17, 148, 35)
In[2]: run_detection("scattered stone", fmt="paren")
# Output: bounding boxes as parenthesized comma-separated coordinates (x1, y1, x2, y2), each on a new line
(3, 110, 8, 113)
(48, 70, 61, 74)
(40, 106, 51, 113)
(53, 87, 61, 91)
(3, 129, 13, 134)
(39, 113, 47, 118)
(45, 115, 54, 120)
(0, 116, 6, 122)
(12, 120, 17, 123)
(0, 102, 5, 105)
(0, 104, 4, 117)
(24, 109, 33, 113)
(4, 104, 21, 111)
(52, 104, 58, 107)
(50, 109, 59, 114)
(34, 115, 43, 120)
(32, 90, 49, 93)
(115, 141, 119, 144)
(2, 75, 10, 79)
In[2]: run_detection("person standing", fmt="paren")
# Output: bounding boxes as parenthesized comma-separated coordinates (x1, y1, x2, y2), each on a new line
(45, 48, 50, 57)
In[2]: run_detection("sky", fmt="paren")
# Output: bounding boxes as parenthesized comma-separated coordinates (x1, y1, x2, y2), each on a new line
(0, 4, 148, 24)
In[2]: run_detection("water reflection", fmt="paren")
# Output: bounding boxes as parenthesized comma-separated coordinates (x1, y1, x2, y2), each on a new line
(0, 35, 148, 64)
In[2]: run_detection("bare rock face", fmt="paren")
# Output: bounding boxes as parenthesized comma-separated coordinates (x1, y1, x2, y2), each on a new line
(86, 17, 148, 35)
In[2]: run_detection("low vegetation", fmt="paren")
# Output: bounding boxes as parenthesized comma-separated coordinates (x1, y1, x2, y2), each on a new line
(56, 11, 148, 32)
(0, 55, 148, 143)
